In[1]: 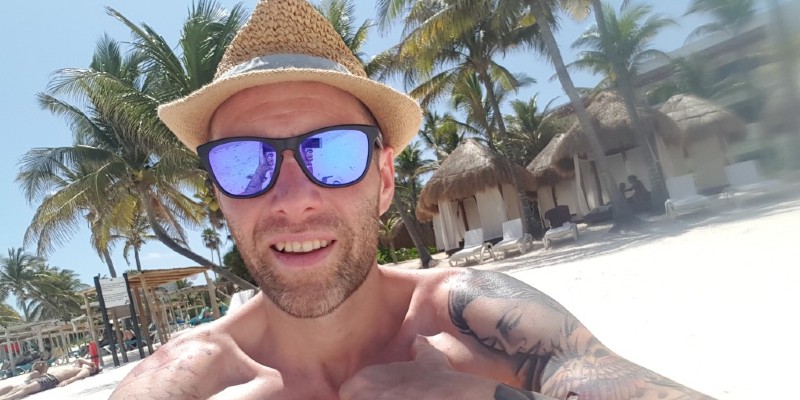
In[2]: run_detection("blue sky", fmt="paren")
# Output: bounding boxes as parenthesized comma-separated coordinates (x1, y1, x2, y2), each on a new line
(0, 0, 709, 287)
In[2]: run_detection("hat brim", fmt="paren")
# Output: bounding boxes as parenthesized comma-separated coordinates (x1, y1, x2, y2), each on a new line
(158, 69, 422, 155)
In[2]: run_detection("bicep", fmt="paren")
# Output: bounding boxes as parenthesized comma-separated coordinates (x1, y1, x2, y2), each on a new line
(446, 270, 710, 399)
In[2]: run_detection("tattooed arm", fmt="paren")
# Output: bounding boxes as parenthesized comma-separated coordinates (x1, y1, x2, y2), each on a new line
(448, 270, 712, 400)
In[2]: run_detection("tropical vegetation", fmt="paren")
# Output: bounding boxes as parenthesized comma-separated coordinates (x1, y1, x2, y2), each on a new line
(6, 0, 789, 318)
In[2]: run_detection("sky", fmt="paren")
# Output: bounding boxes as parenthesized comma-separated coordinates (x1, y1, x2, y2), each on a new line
(0, 0, 712, 288)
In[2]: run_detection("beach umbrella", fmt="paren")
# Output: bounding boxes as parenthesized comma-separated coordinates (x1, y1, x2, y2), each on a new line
(416, 139, 536, 221)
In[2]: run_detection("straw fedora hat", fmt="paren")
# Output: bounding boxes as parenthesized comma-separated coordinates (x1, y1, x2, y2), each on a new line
(158, 0, 422, 156)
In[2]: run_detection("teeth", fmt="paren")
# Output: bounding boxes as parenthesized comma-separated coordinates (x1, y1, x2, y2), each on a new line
(275, 240, 331, 253)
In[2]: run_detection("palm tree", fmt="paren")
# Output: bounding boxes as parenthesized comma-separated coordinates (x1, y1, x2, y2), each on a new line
(0, 248, 40, 309)
(377, 213, 404, 263)
(525, 0, 636, 225)
(580, 1, 675, 207)
(569, 3, 676, 90)
(393, 143, 437, 267)
(201, 228, 223, 267)
(685, 0, 756, 41)
(19, 36, 196, 280)
(35, 3, 257, 290)
(504, 95, 562, 165)
(0, 303, 20, 327)
(417, 110, 464, 162)
(22, 265, 86, 321)
(313, 0, 373, 66)
(377, 0, 541, 232)
(111, 209, 157, 273)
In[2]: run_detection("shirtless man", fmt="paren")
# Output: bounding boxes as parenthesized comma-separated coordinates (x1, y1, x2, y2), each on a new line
(0, 359, 99, 400)
(0, 362, 47, 397)
(111, 0, 712, 398)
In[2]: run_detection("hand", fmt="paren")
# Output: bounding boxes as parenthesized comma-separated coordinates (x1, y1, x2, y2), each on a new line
(339, 335, 497, 400)
(57, 380, 71, 387)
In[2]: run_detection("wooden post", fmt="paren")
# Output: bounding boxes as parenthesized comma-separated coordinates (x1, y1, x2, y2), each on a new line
(110, 309, 129, 363)
(204, 271, 221, 319)
(83, 293, 98, 345)
(132, 288, 154, 355)
(141, 277, 167, 345)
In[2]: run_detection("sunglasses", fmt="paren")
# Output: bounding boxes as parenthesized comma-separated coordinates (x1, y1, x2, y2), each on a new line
(198, 125, 383, 199)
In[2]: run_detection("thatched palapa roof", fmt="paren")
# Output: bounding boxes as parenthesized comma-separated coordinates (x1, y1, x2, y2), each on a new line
(416, 139, 536, 221)
(660, 94, 746, 145)
(553, 91, 680, 161)
(525, 134, 575, 188)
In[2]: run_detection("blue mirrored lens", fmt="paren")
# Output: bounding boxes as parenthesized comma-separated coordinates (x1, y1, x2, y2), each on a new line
(301, 129, 369, 186)
(208, 141, 278, 196)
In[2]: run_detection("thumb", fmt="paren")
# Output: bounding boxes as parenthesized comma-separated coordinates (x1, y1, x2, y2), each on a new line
(412, 335, 451, 366)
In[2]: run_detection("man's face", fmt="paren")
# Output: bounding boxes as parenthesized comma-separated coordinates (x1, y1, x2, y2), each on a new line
(304, 147, 313, 162)
(209, 82, 395, 318)
(266, 152, 276, 168)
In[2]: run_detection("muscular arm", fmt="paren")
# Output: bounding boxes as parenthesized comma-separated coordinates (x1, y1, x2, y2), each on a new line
(448, 270, 712, 400)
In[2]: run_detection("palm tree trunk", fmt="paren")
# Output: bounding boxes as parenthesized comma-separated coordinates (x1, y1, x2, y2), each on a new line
(136, 185, 257, 291)
(590, 0, 667, 209)
(102, 249, 117, 278)
(530, 0, 634, 227)
(133, 247, 143, 273)
(477, 69, 536, 233)
(393, 198, 432, 268)
(389, 243, 398, 264)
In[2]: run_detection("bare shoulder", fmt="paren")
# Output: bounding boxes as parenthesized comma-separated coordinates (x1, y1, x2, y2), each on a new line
(110, 327, 238, 399)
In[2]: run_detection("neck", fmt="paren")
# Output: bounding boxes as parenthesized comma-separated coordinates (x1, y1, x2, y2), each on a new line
(252, 265, 414, 386)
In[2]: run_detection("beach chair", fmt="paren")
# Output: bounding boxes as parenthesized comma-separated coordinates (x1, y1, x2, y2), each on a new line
(724, 160, 781, 204)
(664, 174, 711, 219)
(493, 219, 534, 259)
(542, 205, 579, 249)
(448, 228, 494, 267)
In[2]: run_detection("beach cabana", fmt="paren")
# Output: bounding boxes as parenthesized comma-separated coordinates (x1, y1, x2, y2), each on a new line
(416, 139, 536, 251)
(550, 91, 680, 213)
(526, 133, 583, 222)
(660, 94, 747, 192)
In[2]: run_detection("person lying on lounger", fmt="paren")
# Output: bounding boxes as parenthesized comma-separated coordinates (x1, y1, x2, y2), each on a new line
(0, 358, 100, 400)
(0, 362, 48, 397)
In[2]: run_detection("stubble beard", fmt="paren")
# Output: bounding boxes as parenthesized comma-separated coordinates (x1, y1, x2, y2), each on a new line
(232, 195, 380, 319)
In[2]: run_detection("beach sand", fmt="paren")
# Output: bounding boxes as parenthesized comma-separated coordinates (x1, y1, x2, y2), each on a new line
(18, 190, 799, 399)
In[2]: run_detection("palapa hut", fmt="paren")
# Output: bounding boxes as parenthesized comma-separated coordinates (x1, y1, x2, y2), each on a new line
(525, 134, 583, 224)
(660, 94, 747, 191)
(550, 91, 680, 212)
(416, 139, 536, 251)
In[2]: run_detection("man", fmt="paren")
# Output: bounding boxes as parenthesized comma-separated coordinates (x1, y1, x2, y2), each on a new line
(112, 0, 712, 399)
(0, 359, 99, 400)
(0, 362, 48, 397)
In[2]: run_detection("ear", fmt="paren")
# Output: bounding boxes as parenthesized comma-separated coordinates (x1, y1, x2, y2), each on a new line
(376, 146, 395, 216)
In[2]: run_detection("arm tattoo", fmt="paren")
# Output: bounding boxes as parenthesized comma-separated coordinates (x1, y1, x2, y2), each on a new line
(448, 270, 713, 400)
(495, 384, 559, 400)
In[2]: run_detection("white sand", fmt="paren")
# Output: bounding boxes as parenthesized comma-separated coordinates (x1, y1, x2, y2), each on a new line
(17, 191, 800, 399)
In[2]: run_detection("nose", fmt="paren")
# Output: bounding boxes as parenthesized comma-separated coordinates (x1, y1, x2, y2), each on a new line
(267, 151, 323, 220)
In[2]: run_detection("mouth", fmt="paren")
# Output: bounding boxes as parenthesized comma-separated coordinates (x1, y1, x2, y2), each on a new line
(273, 239, 332, 254)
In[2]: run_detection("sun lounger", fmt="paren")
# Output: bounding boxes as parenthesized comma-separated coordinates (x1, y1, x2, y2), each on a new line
(543, 205, 578, 249)
(724, 160, 781, 204)
(664, 174, 711, 219)
(448, 228, 494, 267)
(493, 219, 534, 259)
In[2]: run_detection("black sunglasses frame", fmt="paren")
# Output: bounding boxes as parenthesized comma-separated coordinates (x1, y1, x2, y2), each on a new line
(198, 125, 383, 199)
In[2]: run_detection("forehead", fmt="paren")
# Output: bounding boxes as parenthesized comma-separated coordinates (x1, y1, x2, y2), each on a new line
(209, 81, 375, 141)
